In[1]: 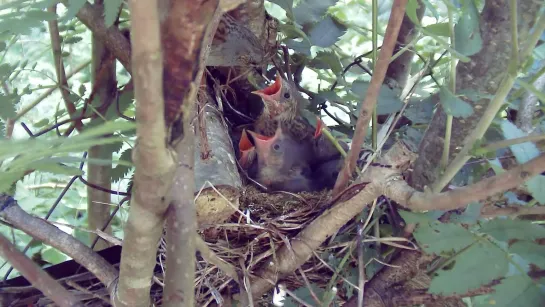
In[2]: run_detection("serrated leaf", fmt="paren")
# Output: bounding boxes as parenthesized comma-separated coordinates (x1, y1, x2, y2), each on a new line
(480, 219, 545, 242)
(413, 222, 475, 254)
(500, 120, 545, 204)
(104, 0, 123, 28)
(510, 241, 545, 268)
(429, 241, 508, 295)
(486, 275, 545, 307)
(308, 16, 346, 48)
(454, 0, 482, 56)
(405, 0, 422, 26)
(112, 148, 133, 183)
(424, 22, 450, 37)
(0, 93, 19, 119)
(285, 38, 311, 56)
(398, 210, 443, 224)
(439, 86, 473, 118)
(351, 81, 403, 115)
(62, 0, 87, 21)
(293, 0, 338, 26)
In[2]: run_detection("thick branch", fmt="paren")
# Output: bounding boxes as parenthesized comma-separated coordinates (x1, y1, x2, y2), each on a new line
(333, 0, 408, 196)
(115, 0, 174, 305)
(0, 199, 118, 289)
(47, 4, 83, 132)
(0, 234, 84, 307)
(67, 1, 132, 72)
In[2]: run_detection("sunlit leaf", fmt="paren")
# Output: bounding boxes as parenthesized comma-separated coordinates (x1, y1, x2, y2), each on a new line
(424, 22, 450, 37)
(63, 36, 83, 44)
(439, 86, 473, 118)
(41, 247, 68, 264)
(270, 0, 294, 18)
(405, 0, 422, 26)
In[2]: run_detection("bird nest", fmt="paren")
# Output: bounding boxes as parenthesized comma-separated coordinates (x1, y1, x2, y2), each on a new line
(156, 185, 360, 306)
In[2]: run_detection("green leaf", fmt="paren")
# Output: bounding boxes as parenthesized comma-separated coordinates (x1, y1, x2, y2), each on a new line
(104, 0, 123, 28)
(480, 219, 545, 242)
(351, 80, 403, 115)
(486, 275, 545, 307)
(422, 0, 439, 20)
(62, 0, 87, 21)
(0, 93, 19, 119)
(405, 0, 422, 26)
(413, 222, 475, 254)
(424, 22, 450, 37)
(284, 283, 325, 306)
(398, 210, 443, 224)
(308, 16, 346, 48)
(285, 38, 311, 56)
(447, 202, 483, 224)
(454, 0, 482, 56)
(112, 148, 133, 183)
(0, 170, 24, 193)
(63, 36, 83, 44)
(309, 51, 343, 73)
(41, 247, 68, 264)
(27, 160, 84, 176)
(510, 241, 545, 268)
(293, 0, 339, 26)
(0, 63, 12, 79)
(500, 120, 545, 204)
(429, 241, 508, 295)
(270, 0, 294, 18)
(26, 10, 57, 21)
(33, 118, 50, 128)
(439, 86, 473, 118)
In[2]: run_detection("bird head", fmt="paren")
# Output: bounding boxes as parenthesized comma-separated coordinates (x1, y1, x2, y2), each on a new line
(251, 73, 296, 119)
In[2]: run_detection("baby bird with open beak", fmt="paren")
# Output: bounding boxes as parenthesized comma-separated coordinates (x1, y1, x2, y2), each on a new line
(247, 126, 318, 193)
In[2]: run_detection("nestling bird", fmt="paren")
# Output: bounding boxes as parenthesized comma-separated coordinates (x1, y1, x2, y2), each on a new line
(247, 126, 317, 192)
(251, 74, 347, 165)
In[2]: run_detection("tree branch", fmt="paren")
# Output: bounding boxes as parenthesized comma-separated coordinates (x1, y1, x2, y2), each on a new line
(0, 233, 84, 307)
(332, 0, 408, 196)
(114, 0, 174, 305)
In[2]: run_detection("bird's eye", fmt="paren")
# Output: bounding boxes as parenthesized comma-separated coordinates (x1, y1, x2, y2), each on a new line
(283, 92, 290, 99)
(273, 143, 281, 151)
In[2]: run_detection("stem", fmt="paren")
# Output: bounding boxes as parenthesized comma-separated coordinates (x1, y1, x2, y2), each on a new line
(433, 12, 545, 192)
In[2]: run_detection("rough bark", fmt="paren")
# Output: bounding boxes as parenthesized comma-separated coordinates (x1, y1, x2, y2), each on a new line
(193, 96, 242, 226)
(386, 0, 426, 90)
(410, 0, 540, 191)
